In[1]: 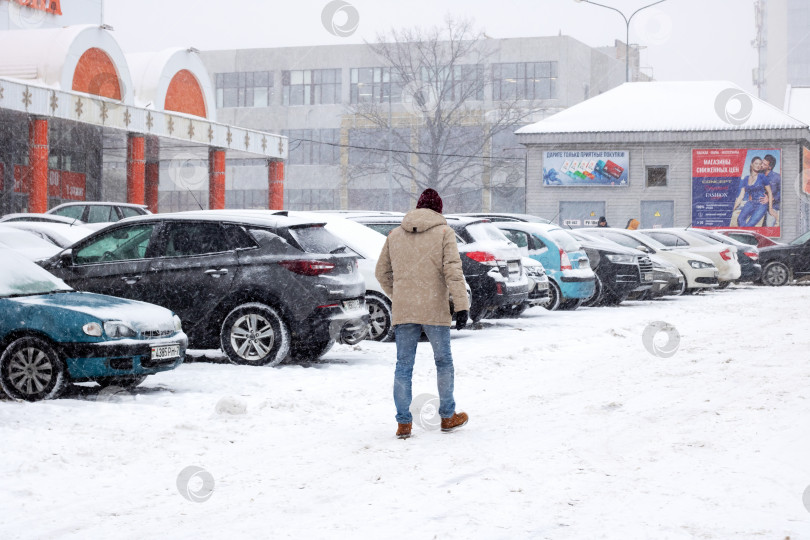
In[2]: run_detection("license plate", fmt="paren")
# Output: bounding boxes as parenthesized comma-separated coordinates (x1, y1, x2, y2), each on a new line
(343, 299, 360, 311)
(644, 272, 653, 282)
(579, 259, 589, 269)
(537, 281, 549, 290)
(508, 262, 519, 273)
(151, 344, 180, 360)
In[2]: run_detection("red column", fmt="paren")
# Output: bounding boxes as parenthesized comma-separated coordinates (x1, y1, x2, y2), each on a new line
(209, 148, 226, 210)
(144, 137, 160, 213)
(28, 118, 49, 213)
(126, 135, 145, 205)
(268, 161, 284, 210)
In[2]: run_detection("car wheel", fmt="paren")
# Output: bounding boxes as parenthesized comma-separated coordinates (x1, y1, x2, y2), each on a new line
(717, 280, 731, 289)
(558, 298, 583, 310)
(366, 295, 394, 342)
(0, 336, 68, 401)
(582, 273, 603, 307)
(288, 335, 335, 361)
(96, 375, 147, 389)
(220, 303, 290, 366)
(673, 272, 688, 296)
(543, 279, 562, 311)
(761, 261, 790, 287)
(469, 304, 487, 322)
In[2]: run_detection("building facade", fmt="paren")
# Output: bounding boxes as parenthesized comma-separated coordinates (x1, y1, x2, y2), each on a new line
(754, 0, 810, 107)
(517, 81, 810, 241)
(201, 36, 645, 213)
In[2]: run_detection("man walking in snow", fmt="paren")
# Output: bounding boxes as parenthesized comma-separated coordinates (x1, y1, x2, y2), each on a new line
(375, 188, 470, 439)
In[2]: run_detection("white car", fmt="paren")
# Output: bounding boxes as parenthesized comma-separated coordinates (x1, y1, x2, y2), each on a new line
(582, 228, 720, 294)
(640, 228, 742, 286)
(0, 224, 63, 261)
(1, 221, 93, 249)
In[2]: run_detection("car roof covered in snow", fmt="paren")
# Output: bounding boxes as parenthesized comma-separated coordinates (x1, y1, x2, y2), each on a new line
(115, 209, 327, 228)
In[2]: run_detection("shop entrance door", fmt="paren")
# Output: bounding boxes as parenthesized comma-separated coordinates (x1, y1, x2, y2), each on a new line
(640, 200, 674, 229)
(559, 201, 605, 228)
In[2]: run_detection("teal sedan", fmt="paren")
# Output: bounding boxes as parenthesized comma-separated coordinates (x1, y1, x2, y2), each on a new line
(0, 249, 186, 401)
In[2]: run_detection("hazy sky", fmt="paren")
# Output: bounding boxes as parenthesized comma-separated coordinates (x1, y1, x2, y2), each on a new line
(105, 0, 757, 93)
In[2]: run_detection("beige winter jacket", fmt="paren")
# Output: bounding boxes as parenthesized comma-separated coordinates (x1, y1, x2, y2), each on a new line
(375, 208, 470, 327)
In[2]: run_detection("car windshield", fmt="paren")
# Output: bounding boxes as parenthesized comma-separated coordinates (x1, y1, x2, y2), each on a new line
(288, 225, 346, 254)
(0, 249, 72, 297)
(466, 222, 512, 244)
(790, 230, 810, 245)
(546, 228, 582, 252)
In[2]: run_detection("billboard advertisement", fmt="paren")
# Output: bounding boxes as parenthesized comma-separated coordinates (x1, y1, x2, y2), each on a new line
(803, 146, 810, 196)
(692, 148, 781, 237)
(543, 150, 629, 186)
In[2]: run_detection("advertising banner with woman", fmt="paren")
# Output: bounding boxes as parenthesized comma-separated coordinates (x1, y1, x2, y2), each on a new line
(692, 148, 781, 237)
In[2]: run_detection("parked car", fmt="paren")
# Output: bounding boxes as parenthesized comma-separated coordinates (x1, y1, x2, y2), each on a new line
(459, 212, 552, 224)
(687, 228, 762, 284)
(0, 224, 62, 261)
(0, 212, 87, 226)
(582, 228, 718, 294)
(492, 222, 595, 311)
(711, 229, 783, 248)
(639, 228, 741, 287)
(349, 214, 528, 322)
(46, 202, 151, 229)
(2, 221, 93, 249)
(756, 229, 810, 286)
(0, 248, 186, 401)
(491, 257, 550, 317)
(41, 211, 368, 366)
(567, 229, 654, 306)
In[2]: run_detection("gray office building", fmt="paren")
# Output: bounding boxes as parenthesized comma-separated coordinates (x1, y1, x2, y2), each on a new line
(754, 0, 810, 107)
(199, 36, 648, 213)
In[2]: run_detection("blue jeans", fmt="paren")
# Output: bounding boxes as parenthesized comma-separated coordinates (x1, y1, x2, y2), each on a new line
(393, 324, 455, 424)
(738, 202, 768, 227)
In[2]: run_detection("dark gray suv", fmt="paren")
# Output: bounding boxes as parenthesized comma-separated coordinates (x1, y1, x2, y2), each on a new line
(42, 211, 368, 366)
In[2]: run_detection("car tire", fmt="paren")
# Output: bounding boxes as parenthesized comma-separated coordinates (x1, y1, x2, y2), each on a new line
(761, 261, 791, 287)
(717, 280, 731, 289)
(673, 273, 688, 296)
(288, 335, 335, 361)
(366, 295, 394, 342)
(558, 298, 583, 310)
(470, 304, 488, 323)
(95, 375, 147, 389)
(582, 274, 603, 307)
(220, 303, 290, 366)
(543, 279, 562, 311)
(0, 336, 68, 401)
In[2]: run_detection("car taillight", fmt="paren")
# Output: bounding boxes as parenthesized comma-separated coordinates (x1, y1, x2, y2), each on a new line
(466, 251, 498, 265)
(744, 251, 758, 261)
(559, 248, 572, 270)
(719, 248, 732, 261)
(279, 260, 336, 276)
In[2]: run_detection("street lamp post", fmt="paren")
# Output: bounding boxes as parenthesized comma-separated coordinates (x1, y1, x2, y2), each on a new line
(574, 0, 667, 82)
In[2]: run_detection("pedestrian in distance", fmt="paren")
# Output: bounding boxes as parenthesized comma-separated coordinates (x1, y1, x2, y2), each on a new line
(597, 216, 609, 227)
(626, 218, 640, 230)
(375, 188, 470, 440)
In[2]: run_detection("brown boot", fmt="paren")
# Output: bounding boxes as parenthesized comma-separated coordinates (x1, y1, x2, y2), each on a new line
(396, 423, 412, 439)
(440, 412, 468, 433)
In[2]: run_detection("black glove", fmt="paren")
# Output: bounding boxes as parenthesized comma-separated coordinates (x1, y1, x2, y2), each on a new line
(455, 310, 469, 330)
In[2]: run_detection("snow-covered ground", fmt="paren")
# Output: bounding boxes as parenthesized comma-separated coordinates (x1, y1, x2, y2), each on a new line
(2, 284, 809, 539)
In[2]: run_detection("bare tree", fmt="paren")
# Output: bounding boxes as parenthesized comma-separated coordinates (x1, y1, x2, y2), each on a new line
(347, 17, 536, 210)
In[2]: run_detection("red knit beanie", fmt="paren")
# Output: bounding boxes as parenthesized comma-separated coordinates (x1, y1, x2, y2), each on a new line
(416, 188, 443, 214)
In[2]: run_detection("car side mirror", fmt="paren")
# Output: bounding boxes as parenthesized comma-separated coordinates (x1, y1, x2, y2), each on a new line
(636, 245, 650, 253)
(58, 249, 73, 267)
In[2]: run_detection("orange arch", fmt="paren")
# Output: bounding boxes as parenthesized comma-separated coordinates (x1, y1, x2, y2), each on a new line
(165, 70, 207, 118)
(72, 48, 122, 100)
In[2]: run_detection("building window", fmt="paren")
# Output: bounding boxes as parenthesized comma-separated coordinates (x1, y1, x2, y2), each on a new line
(424, 64, 484, 101)
(286, 188, 339, 210)
(283, 129, 340, 165)
(215, 71, 273, 108)
(350, 67, 401, 104)
(492, 62, 557, 101)
(646, 166, 668, 187)
(282, 69, 342, 105)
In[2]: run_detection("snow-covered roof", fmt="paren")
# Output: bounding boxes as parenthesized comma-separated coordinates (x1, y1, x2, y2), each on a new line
(516, 81, 807, 135)
(783, 85, 810, 126)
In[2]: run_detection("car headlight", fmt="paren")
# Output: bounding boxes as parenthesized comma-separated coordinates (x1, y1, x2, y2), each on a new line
(104, 321, 136, 339)
(689, 260, 713, 269)
(173, 314, 183, 332)
(606, 254, 636, 264)
(82, 322, 102, 337)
